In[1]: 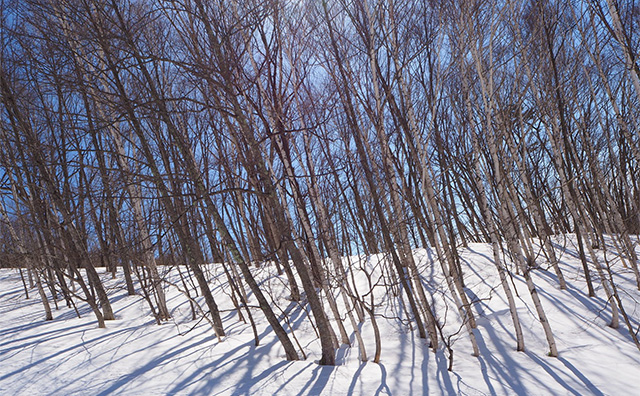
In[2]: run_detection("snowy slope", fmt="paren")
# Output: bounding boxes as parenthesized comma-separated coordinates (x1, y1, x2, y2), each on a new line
(1, 237, 639, 395)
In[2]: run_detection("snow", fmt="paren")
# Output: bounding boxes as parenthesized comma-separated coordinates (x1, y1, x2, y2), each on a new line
(1, 237, 639, 395)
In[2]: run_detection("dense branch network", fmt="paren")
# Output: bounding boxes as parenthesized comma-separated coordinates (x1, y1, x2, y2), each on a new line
(0, 0, 639, 365)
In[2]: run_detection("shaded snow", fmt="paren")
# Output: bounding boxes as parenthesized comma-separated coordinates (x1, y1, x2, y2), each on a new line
(1, 237, 639, 395)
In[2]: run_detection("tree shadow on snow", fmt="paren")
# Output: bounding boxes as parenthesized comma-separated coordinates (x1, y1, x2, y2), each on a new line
(90, 333, 219, 396)
(159, 300, 313, 396)
(470, 321, 603, 396)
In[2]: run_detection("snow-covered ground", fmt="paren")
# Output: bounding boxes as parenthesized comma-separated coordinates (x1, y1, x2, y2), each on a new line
(1, 237, 639, 395)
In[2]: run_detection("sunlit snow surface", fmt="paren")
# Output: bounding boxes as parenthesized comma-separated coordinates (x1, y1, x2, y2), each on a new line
(1, 236, 639, 395)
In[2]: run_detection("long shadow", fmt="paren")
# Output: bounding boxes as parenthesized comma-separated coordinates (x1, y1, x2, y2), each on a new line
(180, 356, 247, 395)
(374, 363, 392, 396)
(531, 276, 640, 347)
(462, 247, 496, 267)
(207, 359, 293, 396)
(534, 269, 604, 307)
(474, 342, 498, 396)
(548, 236, 580, 259)
(460, 249, 510, 312)
(0, 283, 21, 296)
(421, 347, 429, 395)
(0, 325, 137, 382)
(336, 343, 352, 363)
(167, 303, 311, 396)
(433, 352, 455, 395)
(84, 322, 190, 375)
(410, 332, 418, 392)
(534, 278, 607, 322)
(274, 362, 315, 394)
(0, 323, 99, 353)
(235, 299, 311, 394)
(476, 354, 534, 396)
(463, 287, 487, 317)
(225, 339, 293, 395)
(94, 333, 219, 396)
(277, 299, 310, 333)
(545, 272, 638, 326)
(347, 362, 367, 395)
(420, 247, 437, 288)
(0, 320, 68, 342)
(474, 322, 527, 395)
(396, 328, 417, 392)
(51, 305, 95, 321)
(558, 357, 604, 396)
(296, 365, 336, 396)
(165, 338, 263, 395)
(525, 352, 582, 396)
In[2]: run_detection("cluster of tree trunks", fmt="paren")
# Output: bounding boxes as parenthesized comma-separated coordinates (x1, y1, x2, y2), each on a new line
(1, 0, 639, 366)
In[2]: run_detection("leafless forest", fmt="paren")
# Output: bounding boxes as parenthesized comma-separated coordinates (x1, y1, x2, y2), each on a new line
(1, 0, 639, 367)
